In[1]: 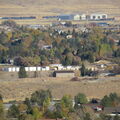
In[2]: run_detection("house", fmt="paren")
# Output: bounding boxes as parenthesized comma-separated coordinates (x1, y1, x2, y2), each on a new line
(53, 70, 75, 77)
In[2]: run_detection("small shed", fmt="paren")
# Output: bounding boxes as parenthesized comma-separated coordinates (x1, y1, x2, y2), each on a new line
(53, 70, 75, 77)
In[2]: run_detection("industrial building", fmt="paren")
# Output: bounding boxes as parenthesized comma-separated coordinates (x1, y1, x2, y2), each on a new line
(58, 14, 73, 20)
(80, 14, 87, 20)
(43, 13, 108, 21)
(73, 14, 80, 20)
(53, 70, 75, 77)
(90, 13, 108, 20)
(0, 16, 36, 20)
(73, 14, 87, 20)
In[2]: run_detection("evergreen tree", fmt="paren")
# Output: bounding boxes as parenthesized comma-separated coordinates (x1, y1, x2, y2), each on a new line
(18, 66, 27, 78)
(80, 64, 86, 76)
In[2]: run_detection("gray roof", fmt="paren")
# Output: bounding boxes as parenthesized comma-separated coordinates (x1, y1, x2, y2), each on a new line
(104, 107, 120, 114)
(54, 70, 74, 73)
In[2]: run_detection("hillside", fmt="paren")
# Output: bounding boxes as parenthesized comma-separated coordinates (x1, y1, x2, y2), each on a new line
(0, 0, 120, 17)
(0, 0, 120, 7)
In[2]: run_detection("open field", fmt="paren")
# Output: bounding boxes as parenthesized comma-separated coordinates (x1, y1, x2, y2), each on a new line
(0, 73, 120, 102)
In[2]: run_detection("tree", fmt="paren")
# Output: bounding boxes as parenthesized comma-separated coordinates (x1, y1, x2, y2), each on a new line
(61, 95, 73, 110)
(0, 31, 8, 44)
(18, 114, 34, 120)
(84, 113, 92, 120)
(101, 95, 112, 107)
(113, 115, 120, 120)
(31, 90, 52, 108)
(18, 104, 28, 113)
(43, 97, 51, 112)
(31, 106, 43, 120)
(80, 64, 86, 76)
(18, 66, 27, 78)
(18, 114, 27, 120)
(8, 104, 20, 118)
(88, 52, 94, 63)
(2, 20, 17, 28)
(114, 48, 120, 57)
(0, 94, 2, 101)
(24, 98, 32, 114)
(14, 57, 27, 66)
(24, 114, 34, 120)
(101, 93, 120, 107)
(60, 95, 73, 119)
(74, 93, 88, 108)
(24, 98, 31, 108)
(118, 40, 120, 46)
(0, 100, 5, 120)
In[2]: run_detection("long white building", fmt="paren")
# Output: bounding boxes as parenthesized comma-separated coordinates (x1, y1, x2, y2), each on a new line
(73, 13, 108, 21)
(90, 13, 108, 20)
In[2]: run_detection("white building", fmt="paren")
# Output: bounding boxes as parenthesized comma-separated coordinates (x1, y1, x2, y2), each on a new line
(90, 13, 107, 20)
(80, 14, 87, 20)
(74, 14, 80, 20)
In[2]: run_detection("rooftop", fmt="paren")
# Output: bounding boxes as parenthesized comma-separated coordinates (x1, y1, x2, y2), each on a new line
(54, 70, 74, 73)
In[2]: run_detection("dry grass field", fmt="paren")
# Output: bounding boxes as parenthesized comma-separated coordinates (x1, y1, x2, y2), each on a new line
(0, 73, 120, 102)
(0, 0, 120, 25)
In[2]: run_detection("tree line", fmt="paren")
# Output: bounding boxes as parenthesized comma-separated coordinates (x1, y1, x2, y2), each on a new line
(0, 90, 120, 120)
